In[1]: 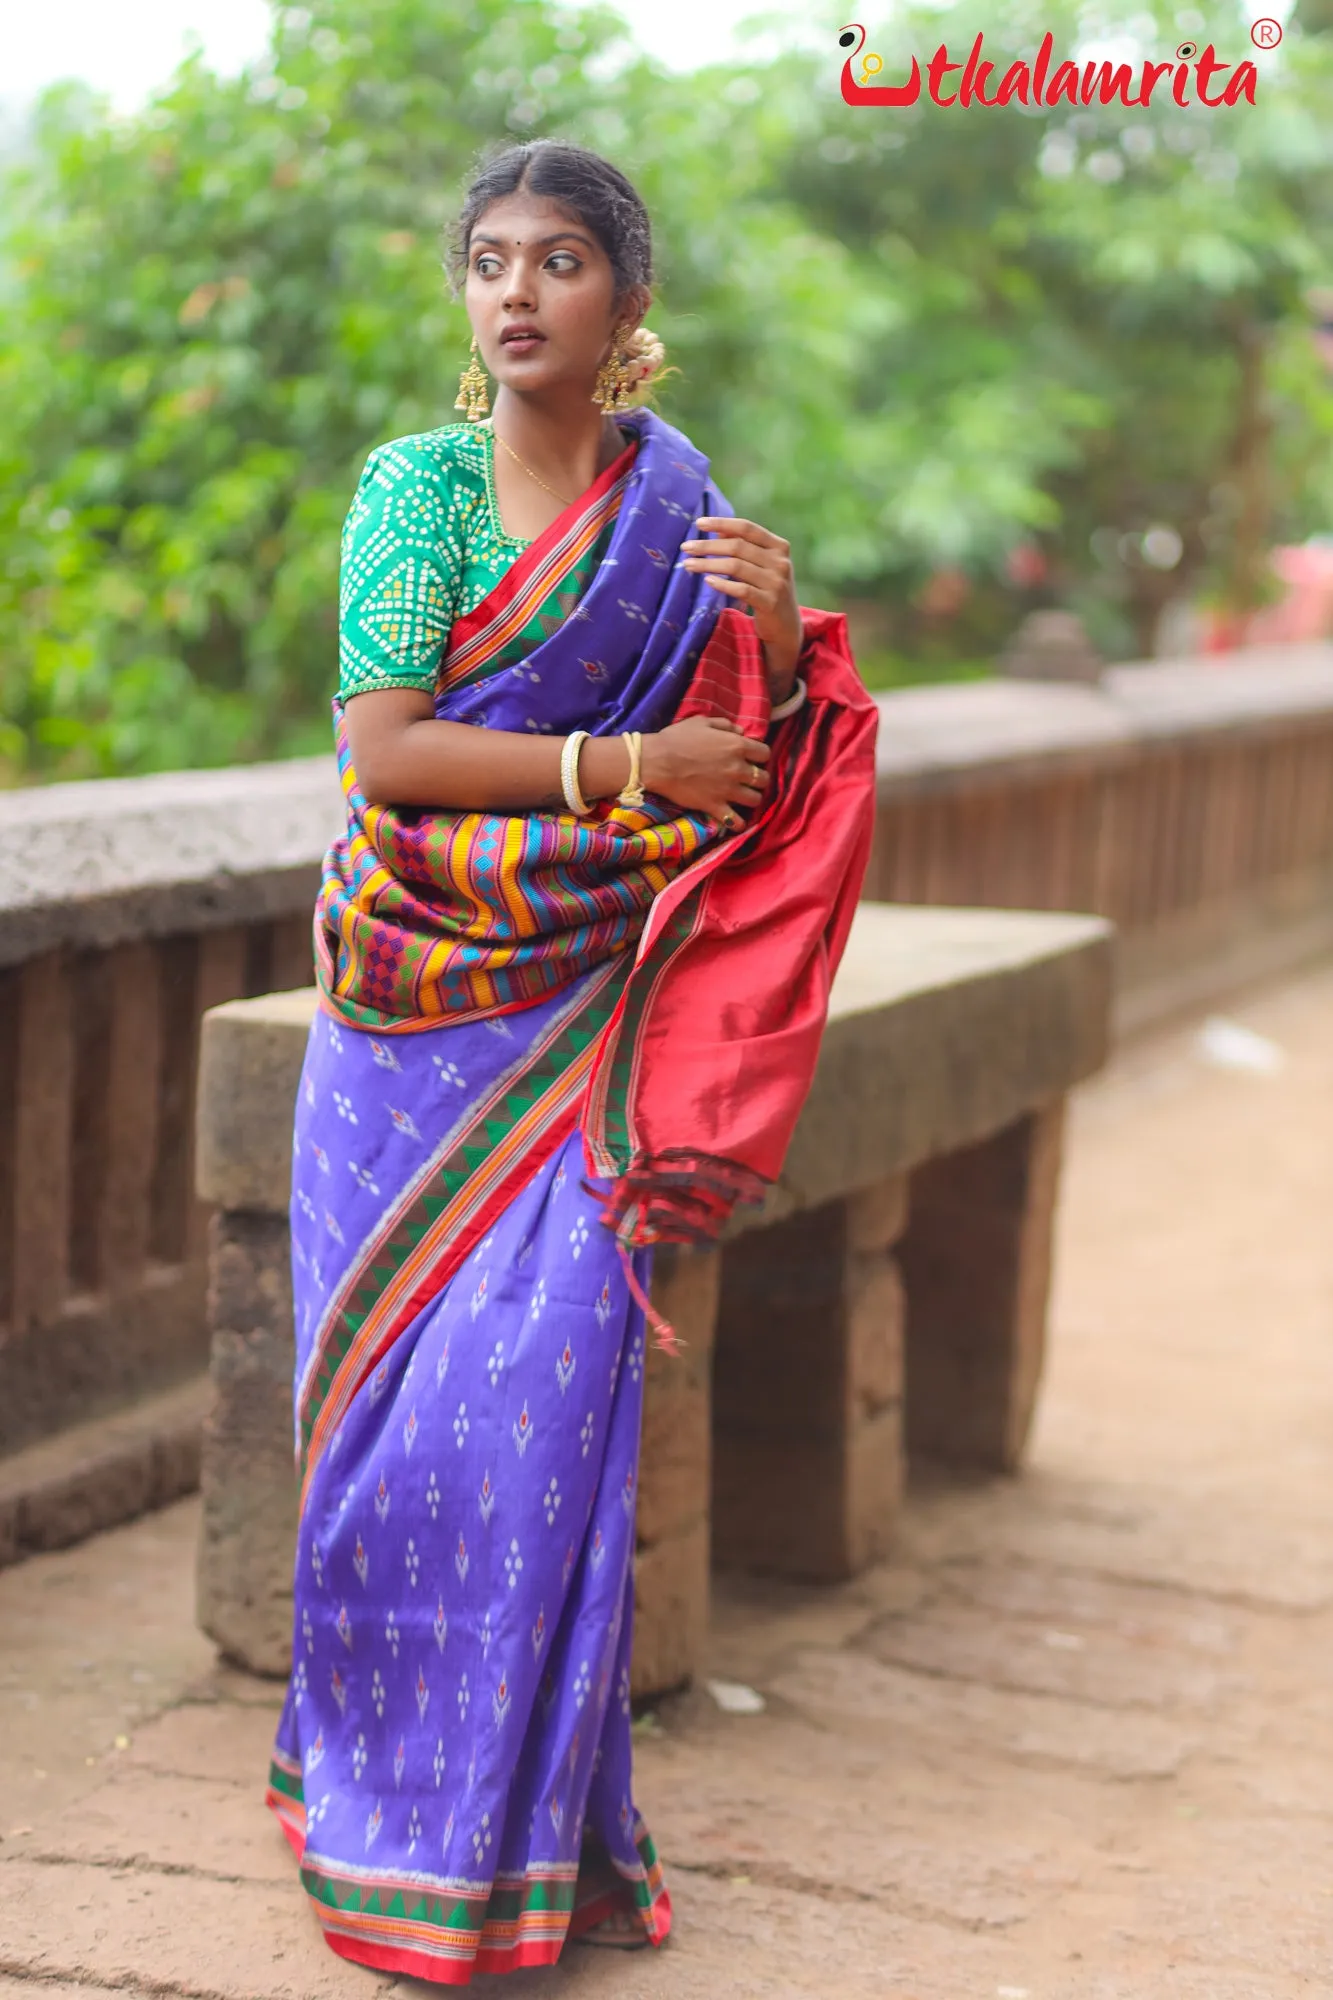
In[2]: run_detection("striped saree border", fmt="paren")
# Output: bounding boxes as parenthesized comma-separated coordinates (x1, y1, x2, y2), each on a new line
(582, 883, 709, 1182)
(313, 973, 542, 1039)
(438, 527, 612, 696)
(297, 956, 630, 1496)
(266, 1756, 668, 1982)
(267, 1746, 306, 1854)
(440, 442, 636, 692)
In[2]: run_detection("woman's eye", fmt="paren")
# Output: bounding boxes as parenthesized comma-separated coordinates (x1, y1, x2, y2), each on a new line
(546, 253, 580, 272)
(474, 255, 502, 277)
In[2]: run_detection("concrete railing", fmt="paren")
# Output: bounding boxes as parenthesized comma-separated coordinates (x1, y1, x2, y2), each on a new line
(193, 904, 1112, 1698)
(866, 643, 1333, 1031)
(0, 764, 332, 1546)
(1, 639, 1329, 1556)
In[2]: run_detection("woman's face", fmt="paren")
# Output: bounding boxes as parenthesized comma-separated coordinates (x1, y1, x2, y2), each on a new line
(464, 192, 647, 400)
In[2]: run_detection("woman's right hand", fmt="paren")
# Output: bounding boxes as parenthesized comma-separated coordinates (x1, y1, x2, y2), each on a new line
(641, 716, 770, 827)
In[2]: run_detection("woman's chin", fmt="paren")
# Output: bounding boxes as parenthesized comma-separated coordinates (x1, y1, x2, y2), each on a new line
(492, 358, 587, 398)
(493, 348, 553, 382)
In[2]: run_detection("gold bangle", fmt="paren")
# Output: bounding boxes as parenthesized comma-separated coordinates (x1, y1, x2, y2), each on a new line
(561, 729, 592, 816)
(617, 730, 646, 808)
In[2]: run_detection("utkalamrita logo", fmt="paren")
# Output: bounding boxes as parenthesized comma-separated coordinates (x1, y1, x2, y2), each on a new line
(837, 22, 1266, 108)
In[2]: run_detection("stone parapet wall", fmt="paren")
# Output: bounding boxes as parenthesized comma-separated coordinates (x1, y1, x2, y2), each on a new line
(866, 645, 1333, 1031)
(0, 915, 315, 1462)
(0, 758, 339, 1470)
(0, 757, 340, 966)
(0, 641, 1327, 1508)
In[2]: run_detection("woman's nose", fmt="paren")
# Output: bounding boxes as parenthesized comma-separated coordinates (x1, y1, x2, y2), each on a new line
(502, 263, 537, 310)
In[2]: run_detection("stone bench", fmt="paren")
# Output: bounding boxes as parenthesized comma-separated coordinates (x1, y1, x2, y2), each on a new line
(194, 902, 1111, 1699)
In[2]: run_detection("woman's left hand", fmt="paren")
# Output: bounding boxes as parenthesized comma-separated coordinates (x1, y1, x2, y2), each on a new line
(681, 517, 804, 702)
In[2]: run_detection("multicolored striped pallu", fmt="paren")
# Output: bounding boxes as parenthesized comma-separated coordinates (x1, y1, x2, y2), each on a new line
(270, 406, 879, 1983)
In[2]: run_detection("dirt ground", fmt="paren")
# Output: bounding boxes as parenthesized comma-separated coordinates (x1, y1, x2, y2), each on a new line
(1, 962, 1330, 2000)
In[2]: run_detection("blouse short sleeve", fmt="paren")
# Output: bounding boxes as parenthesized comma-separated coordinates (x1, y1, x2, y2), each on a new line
(338, 434, 463, 700)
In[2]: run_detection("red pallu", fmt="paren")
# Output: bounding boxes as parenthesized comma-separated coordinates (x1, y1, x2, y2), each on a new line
(583, 603, 879, 1244)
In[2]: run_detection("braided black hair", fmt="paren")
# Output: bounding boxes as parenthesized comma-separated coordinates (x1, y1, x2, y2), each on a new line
(448, 141, 653, 300)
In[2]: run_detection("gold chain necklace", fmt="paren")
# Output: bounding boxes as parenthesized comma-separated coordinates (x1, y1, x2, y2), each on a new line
(490, 427, 575, 507)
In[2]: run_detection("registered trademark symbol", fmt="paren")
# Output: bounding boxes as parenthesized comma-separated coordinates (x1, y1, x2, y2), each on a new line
(1250, 16, 1283, 47)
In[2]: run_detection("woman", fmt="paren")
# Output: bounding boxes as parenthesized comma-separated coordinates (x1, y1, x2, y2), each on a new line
(266, 139, 877, 1984)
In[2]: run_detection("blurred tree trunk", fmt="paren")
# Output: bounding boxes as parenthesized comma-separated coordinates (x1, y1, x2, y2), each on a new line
(1127, 564, 1181, 660)
(1222, 319, 1272, 619)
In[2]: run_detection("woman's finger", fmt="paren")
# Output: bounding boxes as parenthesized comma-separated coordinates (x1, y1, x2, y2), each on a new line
(689, 557, 784, 594)
(683, 553, 783, 589)
(724, 764, 768, 803)
(682, 548, 790, 583)
(702, 575, 784, 610)
(689, 517, 788, 551)
(681, 538, 764, 561)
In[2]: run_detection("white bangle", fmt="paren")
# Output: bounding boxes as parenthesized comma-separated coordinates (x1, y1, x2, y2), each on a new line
(770, 676, 807, 722)
(561, 729, 592, 815)
(617, 729, 646, 808)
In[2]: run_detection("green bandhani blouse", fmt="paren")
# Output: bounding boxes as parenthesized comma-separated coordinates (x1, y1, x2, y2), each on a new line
(338, 418, 636, 700)
(338, 422, 532, 700)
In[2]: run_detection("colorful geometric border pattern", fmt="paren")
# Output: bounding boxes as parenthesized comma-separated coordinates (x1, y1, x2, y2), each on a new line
(583, 883, 709, 1181)
(297, 956, 631, 1493)
(441, 523, 616, 695)
(318, 790, 675, 1033)
(440, 441, 636, 692)
(266, 1752, 670, 1982)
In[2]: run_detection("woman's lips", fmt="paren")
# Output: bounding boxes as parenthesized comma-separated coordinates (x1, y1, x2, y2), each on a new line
(501, 333, 545, 354)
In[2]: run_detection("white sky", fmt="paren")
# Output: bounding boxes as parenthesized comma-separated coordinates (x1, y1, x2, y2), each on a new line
(0, 0, 820, 112)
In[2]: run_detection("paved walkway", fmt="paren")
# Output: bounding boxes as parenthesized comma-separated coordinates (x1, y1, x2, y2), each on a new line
(1, 964, 1330, 2000)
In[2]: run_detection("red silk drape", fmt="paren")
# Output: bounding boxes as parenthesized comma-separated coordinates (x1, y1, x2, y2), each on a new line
(586, 604, 879, 1243)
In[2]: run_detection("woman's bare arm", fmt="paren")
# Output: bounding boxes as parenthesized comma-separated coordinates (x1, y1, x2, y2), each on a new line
(344, 688, 771, 823)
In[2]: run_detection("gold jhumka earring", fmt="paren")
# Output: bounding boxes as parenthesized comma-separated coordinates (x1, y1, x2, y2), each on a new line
(455, 335, 490, 421)
(591, 326, 637, 415)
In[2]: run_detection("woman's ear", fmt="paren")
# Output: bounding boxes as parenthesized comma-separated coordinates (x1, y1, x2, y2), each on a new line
(615, 284, 652, 336)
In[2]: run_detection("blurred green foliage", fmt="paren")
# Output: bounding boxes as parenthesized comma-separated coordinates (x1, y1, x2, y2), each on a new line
(1, 0, 1332, 777)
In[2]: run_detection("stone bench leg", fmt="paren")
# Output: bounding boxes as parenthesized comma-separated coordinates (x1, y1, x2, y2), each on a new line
(899, 1100, 1065, 1473)
(196, 1212, 297, 1676)
(710, 1176, 909, 1582)
(630, 1245, 720, 1701)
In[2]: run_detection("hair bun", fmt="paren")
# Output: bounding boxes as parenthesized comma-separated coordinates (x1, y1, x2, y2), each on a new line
(623, 325, 667, 394)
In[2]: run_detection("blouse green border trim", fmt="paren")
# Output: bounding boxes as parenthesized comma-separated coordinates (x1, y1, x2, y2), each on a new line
(471, 420, 533, 553)
(341, 671, 448, 699)
(469, 417, 638, 553)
